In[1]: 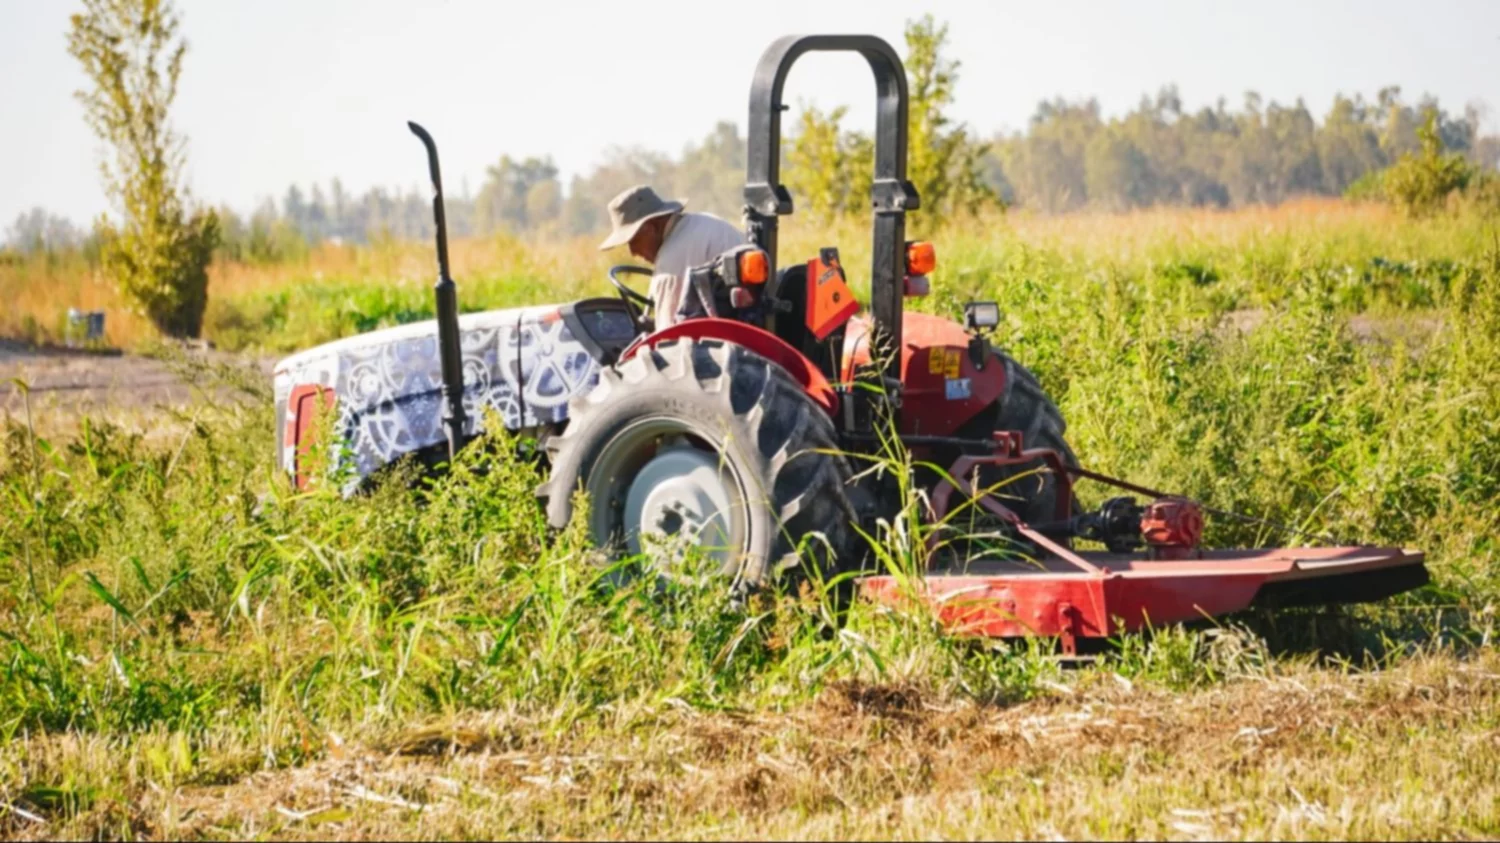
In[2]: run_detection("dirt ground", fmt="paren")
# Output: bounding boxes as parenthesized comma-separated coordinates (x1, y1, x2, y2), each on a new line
(0, 340, 276, 430)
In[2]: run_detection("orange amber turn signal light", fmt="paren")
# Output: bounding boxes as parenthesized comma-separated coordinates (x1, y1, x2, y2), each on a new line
(906, 241, 936, 276)
(738, 249, 769, 284)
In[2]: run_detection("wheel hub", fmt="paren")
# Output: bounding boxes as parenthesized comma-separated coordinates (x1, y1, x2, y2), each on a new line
(622, 445, 736, 567)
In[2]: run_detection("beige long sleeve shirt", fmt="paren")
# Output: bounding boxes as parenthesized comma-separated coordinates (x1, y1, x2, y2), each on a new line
(647, 211, 746, 328)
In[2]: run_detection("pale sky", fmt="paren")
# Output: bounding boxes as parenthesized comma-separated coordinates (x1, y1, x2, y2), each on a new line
(3, 0, 1498, 226)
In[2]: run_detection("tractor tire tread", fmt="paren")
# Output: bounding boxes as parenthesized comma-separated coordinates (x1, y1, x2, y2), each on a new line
(541, 338, 858, 592)
(987, 348, 1077, 521)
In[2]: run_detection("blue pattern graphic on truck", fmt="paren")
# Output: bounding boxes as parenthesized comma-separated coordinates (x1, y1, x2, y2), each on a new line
(272, 304, 631, 488)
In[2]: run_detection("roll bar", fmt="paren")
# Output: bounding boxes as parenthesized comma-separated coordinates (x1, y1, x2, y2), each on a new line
(743, 34, 920, 374)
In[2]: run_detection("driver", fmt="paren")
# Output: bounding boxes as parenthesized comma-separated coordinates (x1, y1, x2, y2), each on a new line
(598, 185, 744, 329)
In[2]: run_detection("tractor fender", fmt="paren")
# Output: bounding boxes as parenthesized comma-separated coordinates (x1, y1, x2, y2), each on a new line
(623, 317, 840, 417)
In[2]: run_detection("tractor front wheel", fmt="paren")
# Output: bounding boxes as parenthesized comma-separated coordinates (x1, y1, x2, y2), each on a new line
(541, 338, 858, 597)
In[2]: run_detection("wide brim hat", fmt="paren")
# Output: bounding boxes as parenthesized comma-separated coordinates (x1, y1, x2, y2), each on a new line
(598, 185, 687, 250)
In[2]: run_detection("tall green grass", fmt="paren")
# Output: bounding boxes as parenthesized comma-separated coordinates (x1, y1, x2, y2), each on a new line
(0, 373, 1023, 743)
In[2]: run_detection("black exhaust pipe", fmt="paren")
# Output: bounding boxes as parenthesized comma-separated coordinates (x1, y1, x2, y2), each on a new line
(408, 121, 468, 459)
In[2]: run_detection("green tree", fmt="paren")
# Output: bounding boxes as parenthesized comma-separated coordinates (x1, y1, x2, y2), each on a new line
(68, 0, 219, 338)
(558, 146, 670, 236)
(995, 99, 1099, 212)
(1084, 130, 1152, 210)
(903, 14, 995, 217)
(782, 16, 994, 220)
(5, 208, 82, 255)
(524, 179, 562, 229)
(784, 105, 863, 220)
(1266, 99, 1322, 203)
(1381, 110, 1475, 216)
(476, 155, 561, 233)
(1318, 94, 1385, 195)
(673, 121, 747, 220)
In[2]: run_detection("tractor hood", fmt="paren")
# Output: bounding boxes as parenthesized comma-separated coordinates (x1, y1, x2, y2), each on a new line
(271, 308, 534, 377)
(270, 304, 552, 378)
(271, 299, 638, 489)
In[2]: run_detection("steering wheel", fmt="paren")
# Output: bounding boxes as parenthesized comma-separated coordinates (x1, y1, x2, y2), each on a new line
(609, 265, 654, 326)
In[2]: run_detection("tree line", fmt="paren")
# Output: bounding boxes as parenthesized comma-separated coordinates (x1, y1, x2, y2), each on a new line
(22, 95, 1488, 263)
(7, 9, 1499, 292)
(189, 91, 1500, 254)
(991, 87, 1496, 213)
(13, 81, 1495, 261)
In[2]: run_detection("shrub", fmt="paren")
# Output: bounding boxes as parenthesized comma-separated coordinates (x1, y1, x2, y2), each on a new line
(1381, 111, 1476, 217)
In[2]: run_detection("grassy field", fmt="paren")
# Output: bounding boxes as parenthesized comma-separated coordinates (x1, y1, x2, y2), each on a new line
(2, 199, 1499, 839)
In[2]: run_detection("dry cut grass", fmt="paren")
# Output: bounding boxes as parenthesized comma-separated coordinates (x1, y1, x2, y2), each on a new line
(4, 648, 1496, 840)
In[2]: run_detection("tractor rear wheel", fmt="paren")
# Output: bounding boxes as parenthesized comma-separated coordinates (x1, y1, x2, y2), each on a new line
(541, 338, 859, 596)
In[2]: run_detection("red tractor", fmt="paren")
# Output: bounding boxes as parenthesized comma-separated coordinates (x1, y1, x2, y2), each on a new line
(281, 34, 1427, 649)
